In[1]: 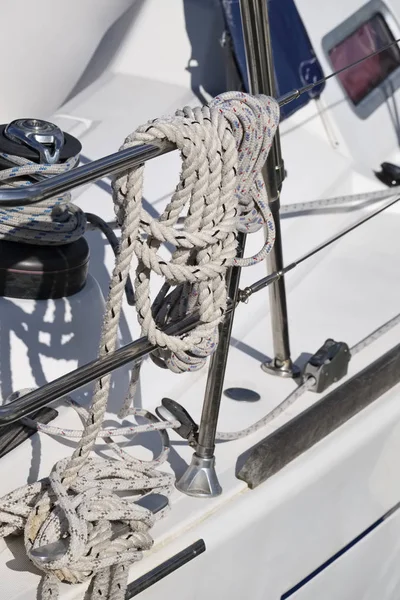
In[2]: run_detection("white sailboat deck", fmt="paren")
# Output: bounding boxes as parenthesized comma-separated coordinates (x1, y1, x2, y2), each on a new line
(2, 0, 400, 597)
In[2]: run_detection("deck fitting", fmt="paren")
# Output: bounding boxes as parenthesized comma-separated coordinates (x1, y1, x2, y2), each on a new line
(176, 454, 222, 498)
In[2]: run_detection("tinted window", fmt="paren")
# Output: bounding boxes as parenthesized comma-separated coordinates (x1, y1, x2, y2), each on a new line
(328, 13, 400, 105)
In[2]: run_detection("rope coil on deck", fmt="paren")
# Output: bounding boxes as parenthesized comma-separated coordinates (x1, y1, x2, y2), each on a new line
(0, 92, 279, 600)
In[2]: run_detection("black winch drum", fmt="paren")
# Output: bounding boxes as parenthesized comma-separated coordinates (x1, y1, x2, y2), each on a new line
(0, 121, 88, 300)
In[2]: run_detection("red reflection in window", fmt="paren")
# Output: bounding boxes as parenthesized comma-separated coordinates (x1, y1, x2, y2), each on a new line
(329, 14, 400, 105)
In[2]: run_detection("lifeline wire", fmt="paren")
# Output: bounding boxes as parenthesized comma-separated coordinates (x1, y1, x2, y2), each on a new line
(278, 35, 400, 107)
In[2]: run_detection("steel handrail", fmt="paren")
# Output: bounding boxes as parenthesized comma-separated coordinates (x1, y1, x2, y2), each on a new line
(0, 142, 174, 206)
(0, 95, 297, 207)
(0, 310, 203, 425)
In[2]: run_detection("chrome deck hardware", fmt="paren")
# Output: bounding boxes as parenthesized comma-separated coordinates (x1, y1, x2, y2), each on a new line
(176, 0, 298, 499)
(4, 118, 65, 164)
(0, 141, 174, 206)
(176, 455, 222, 499)
(177, 232, 247, 498)
(0, 312, 202, 425)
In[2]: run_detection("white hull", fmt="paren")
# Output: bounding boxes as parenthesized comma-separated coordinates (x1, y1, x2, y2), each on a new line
(1, 0, 400, 598)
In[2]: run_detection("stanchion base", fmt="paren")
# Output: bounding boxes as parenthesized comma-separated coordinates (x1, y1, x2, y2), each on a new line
(261, 357, 300, 379)
(176, 454, 222, 498)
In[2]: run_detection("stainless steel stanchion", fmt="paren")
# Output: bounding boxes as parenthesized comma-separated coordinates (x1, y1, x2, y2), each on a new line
(176, 234, 246, 497)
(177, 0, 298, 499)
(240, 0, 298, 378)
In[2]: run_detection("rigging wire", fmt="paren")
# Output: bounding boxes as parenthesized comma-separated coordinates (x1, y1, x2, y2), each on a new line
(239, 194, 400, 301)
(278, 36, 400, 107)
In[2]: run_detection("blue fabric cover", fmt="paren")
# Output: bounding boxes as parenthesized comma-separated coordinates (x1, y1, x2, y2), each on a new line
(221, 0, 325, 119)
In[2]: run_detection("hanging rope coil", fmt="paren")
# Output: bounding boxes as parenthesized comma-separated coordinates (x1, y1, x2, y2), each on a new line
(0, 152, 86, 245)
(113, 92, 278, 373)
(0, 92, 279, 600)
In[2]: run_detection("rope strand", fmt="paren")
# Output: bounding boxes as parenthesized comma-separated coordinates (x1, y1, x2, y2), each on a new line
(0, 153, 86, 245)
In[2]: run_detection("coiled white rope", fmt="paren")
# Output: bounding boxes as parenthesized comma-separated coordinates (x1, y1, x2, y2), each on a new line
(0, 92, 279, 600)
(0, 405, 176, 596)
(114, 92, 278, 374)
(0, 152, 86, 245)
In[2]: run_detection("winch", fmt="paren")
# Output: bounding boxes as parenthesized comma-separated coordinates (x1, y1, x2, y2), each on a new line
(0, 118, 81, 164)
(0, 118, 107, 401)
(0, 118, 88, 300)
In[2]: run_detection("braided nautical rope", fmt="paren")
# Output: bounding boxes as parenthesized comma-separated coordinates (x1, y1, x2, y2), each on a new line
(0, 152, 86, 245)
(117, 92, 278, 374)
(0, 92, 279, 600)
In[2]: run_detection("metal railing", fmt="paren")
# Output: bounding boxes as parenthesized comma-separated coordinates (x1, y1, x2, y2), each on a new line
(0, 142, 174, 206)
